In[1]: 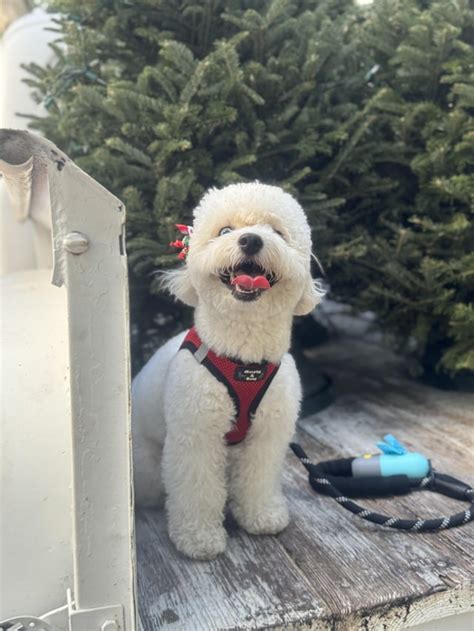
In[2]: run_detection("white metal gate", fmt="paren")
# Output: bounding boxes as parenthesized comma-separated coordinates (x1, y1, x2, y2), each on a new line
(0, 130, 136, 631)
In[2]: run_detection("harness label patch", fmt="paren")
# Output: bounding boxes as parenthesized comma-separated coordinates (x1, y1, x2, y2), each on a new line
(234, 365, 267, 382)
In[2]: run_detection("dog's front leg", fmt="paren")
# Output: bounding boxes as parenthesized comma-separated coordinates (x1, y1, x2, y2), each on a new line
(162, 355, 233, 560)
(229, 355, 300, 535)
(228, 416, 292, 535)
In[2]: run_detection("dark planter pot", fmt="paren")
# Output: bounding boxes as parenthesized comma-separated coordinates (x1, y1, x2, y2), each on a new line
(292, 315, 334, 416)
(419, 341, 474, 392)
(420, 370, 474, 392)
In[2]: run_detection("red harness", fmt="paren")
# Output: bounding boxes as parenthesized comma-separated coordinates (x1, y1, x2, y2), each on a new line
(180, 327, 280, 445)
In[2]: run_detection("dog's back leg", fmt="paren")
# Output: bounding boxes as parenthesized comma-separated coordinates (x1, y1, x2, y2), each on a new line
(131, 333, 187, 507)
(133, 434, 165, 507)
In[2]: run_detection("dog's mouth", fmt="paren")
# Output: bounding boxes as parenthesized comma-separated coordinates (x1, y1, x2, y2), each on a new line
(219, 260, 278, 302)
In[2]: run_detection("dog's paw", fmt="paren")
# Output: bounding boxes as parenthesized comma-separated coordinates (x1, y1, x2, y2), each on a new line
(234, 499, 289, 535)
(170, 526, 227, 560)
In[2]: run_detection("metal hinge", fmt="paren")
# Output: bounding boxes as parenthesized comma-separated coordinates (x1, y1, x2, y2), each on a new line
(0, 617, 52, 631)
(0, 590, 125, 631)
(67, 590, 124, 631)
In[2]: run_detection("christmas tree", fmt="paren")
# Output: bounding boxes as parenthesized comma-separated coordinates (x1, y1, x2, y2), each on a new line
(25, 0, 473, 381)
(320, 0, 474, 382)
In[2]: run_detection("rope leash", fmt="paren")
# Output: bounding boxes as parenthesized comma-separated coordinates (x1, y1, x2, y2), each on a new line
(291, 442, 473, 532)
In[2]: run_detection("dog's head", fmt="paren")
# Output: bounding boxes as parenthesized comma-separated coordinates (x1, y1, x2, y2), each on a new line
(164, 182, 323, 317)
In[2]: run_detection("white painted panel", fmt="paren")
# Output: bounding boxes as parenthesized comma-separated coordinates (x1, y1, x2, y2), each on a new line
(0, 269, 72, 618)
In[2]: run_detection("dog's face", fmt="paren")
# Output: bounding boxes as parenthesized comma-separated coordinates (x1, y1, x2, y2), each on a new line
(165, 183, 322, 317)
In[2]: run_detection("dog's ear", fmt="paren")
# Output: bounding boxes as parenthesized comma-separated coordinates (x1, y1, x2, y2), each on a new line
(161, 268, 198, 307)
(293, 275, 324, 316)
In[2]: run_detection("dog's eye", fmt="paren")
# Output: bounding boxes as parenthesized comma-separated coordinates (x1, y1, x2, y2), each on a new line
(273, 228, 286, 240)
(219, 226, 233, 236)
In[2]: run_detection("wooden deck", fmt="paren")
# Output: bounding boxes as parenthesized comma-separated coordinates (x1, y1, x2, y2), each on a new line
(136, 336, 473, 630)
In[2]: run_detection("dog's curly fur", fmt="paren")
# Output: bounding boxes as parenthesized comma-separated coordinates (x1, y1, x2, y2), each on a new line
(132, 182, 322, 559)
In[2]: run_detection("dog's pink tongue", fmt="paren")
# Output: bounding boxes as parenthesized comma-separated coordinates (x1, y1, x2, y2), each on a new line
(231, 275, 270, 290)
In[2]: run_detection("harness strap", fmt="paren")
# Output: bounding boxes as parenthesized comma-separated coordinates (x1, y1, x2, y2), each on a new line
(180, 327, 280, 445)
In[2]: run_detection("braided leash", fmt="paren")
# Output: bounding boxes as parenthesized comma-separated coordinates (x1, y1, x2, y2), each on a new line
(291, 443, 474, 532)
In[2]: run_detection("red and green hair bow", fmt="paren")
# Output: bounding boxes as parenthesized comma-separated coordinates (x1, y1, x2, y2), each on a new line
(170, 224, 193, 260)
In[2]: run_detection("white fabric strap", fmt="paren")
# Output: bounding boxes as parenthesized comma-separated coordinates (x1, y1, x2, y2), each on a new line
(194, 342, 209, 364)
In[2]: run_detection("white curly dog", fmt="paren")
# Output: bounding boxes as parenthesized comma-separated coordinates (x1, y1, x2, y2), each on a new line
(132, 182, 322, 559)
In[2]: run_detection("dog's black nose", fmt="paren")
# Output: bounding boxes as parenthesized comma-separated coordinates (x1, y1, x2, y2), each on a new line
(238, 233, 263, 255)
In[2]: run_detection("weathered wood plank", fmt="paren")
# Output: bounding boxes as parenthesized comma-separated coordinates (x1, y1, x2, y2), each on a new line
(136, 337, 473, 630)
(290, 338, 473, 627)
(301, 336, 474, 559)
(282, 430, 472, 623)
(283, 452, 453, 607)
(136, 509, 326, 630)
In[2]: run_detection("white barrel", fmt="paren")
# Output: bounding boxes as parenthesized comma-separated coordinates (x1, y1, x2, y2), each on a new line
(0, 9, 56, 275)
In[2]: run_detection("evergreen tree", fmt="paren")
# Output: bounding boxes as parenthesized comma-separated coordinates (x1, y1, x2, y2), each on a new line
(318, 0, 474, 382)
(25, 0, 473, 381)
